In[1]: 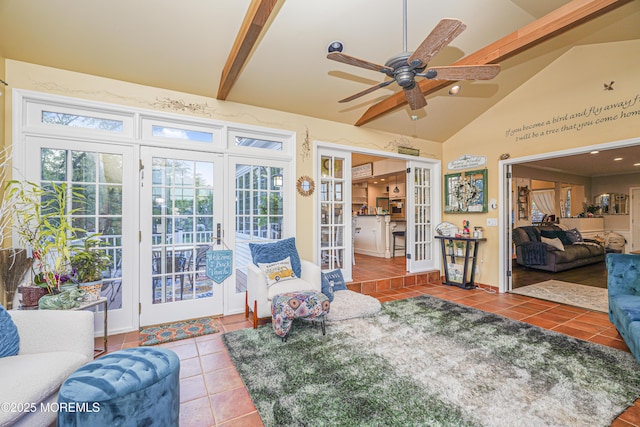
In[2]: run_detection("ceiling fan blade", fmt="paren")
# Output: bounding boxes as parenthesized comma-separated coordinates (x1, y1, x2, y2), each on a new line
(327, 52, 394, 74)
(403, 84, 427, 110)
(408, 19, 467, 67)
(423, 65, 501, 80)
(339, 80, 396, 103)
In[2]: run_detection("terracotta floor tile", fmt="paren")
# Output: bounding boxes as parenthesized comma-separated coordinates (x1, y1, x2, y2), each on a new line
(589, 334, 630, 352)
(180, 356, 203, 379)
(180, 375, 208, 403)
(521, 316, 561, 330)
(179, 396, 215, 427)
(563, 318, 608, 334)
(495, 308, 531, 321)
(533, 310, 575, 324)
(618, 400, 640, 425)
(223, 320, 255, 332)
(200, 350, 234, 373)
(161, 341, 199, 360)
(551, 324, 595, 341)
(210, 387, 257, 425)
(220, 313, 247, 325)
(218, 411, 264, 427)
(204, 366, 244, 395)
(197, 335, 226, 356)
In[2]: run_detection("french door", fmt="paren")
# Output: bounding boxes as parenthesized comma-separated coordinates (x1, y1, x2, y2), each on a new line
(227, 157, 290, 314)
(139, 147, 224, 326)
(317, 148, 352, 281)
(406, 161, 438, 272)
(25, 136, 136, 333)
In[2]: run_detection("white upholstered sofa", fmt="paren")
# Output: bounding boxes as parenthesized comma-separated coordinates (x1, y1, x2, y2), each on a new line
(1, 310, 94, 427)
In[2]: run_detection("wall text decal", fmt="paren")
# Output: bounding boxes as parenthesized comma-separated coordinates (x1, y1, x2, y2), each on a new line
(504, 94, 640, 142)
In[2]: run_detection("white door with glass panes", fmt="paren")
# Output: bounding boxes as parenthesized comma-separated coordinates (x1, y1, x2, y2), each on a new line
(24, 136, 136, 334)
(139, 147, 224, 326)
(318, 149, 352, 282)
(228, 157, 290, 314)
(406, 161, 439, 272)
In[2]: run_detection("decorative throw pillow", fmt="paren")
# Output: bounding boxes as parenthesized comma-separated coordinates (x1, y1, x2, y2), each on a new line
(0, 304, 19, 358)
(564, 228, 583, 243)
(322, 269, 347, 294)
(258, 256, 297, 287)
(540, 229, 572, 246)
(541, 236, 565, 251)
(320, 274, 335, 302)
(249, 237, 302, 278)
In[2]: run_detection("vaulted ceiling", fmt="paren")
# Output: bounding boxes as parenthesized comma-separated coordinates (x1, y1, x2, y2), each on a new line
(0, 0, 638, 143)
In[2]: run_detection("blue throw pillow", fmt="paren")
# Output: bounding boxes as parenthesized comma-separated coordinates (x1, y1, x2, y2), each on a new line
(249, 237, 302, 278)
(322, 269, 347, 293)
(0, 304, 19, 358)
(320, 274, 335, 302)
(564, 228, 583, 243)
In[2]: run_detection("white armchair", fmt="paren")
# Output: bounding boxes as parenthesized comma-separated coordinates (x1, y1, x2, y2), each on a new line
(246, 259, 322, 328)
(1, 310, 94, 427)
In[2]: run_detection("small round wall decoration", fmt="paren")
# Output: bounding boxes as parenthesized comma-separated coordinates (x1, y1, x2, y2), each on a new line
(296, 176, 315, 196)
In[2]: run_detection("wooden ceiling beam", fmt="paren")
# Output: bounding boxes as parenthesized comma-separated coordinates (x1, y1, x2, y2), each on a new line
(355, 0, 630, 127)
(217, 0, 278, 100)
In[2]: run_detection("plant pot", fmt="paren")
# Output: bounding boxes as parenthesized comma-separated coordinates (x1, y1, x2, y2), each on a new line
(78, 280, 103, 302)
(18, 285, 49, 308)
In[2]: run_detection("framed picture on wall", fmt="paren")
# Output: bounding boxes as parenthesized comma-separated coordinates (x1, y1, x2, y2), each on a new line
(444, 169, 488, 213)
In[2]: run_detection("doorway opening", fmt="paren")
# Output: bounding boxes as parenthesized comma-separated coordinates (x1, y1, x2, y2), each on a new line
(500, 140, 640, 298)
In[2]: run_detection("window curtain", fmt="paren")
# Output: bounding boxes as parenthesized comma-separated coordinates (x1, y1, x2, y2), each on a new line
(531, 190, 555, 215)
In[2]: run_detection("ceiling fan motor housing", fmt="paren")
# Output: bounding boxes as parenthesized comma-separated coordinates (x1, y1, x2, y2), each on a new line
(386, 52, 419, 87)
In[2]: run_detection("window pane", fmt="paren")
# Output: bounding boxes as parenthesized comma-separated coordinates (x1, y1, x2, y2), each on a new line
(41, 148, 67, 181)
(100, 154, 123, 184)
(42, 111, 123, 132)
(72, 151, 97, 183)
(152, 125, 213, 143)
(235, 136, 282, 151)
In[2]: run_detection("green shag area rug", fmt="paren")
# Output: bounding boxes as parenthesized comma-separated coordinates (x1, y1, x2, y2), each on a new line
(223, 295, 640, 427)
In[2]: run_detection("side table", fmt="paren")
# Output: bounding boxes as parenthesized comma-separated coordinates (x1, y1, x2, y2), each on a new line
(435, 236, 486, 290)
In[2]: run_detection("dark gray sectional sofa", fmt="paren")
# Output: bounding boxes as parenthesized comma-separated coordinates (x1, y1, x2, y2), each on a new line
(512, 225, 605, 272)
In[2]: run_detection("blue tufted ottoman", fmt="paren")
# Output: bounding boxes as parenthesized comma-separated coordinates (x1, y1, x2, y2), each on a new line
(57, 347, 180, 427)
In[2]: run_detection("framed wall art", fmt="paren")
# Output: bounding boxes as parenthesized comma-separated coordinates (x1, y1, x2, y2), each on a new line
(444, 169, 487, 213)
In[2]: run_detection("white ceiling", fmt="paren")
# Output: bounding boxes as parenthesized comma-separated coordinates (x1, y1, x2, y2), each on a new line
(2, 0, 639, 145)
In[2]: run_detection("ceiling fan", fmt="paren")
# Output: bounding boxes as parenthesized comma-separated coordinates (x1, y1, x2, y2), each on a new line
(327, 0, 501, 110)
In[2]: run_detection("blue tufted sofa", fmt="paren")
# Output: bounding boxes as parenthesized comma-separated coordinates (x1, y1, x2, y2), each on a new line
(606, 253, 640, 363)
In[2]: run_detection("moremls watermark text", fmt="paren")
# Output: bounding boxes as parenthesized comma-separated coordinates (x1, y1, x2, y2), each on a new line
(1, 402, 101, 413)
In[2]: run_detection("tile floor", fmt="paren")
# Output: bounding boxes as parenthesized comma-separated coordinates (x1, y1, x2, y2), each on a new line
(103, 255, 640, 427)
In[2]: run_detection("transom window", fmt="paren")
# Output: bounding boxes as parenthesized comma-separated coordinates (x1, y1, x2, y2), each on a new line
(42, 111, 123, 132)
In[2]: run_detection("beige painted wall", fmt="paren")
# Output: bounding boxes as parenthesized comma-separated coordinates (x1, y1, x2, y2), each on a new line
(2, 60, 442, 261)
(443, 39, 640, 287)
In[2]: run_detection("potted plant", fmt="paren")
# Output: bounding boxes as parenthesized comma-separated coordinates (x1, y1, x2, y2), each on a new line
(455, 241, 466, 257)
(70, 234, 111, 301)
(5, 180, 84, 306)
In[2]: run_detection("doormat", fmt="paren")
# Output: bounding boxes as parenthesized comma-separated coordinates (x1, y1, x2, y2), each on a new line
(510, 280, 608, 313)
(139, 316, 220, 346)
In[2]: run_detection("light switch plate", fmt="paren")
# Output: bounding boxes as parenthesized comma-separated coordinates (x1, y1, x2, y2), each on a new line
(486, 218, 498, 226)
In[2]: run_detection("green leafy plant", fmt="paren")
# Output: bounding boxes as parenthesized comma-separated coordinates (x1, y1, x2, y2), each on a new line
(70, 234, 112, 283)
(5, 180, 84, 292)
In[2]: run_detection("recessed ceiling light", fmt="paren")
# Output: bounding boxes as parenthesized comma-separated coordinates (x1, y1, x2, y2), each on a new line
(448, 85, 461, 95)
(614, 157, 623, 161)
(590, 151, 599, 154)
(634, 163, 640, 167)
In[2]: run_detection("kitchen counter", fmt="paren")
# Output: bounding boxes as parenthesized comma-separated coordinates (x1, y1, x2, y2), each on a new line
(353, 215, 406, 258)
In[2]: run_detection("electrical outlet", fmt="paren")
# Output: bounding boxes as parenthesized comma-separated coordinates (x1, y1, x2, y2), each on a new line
(486, 218, 498, 226)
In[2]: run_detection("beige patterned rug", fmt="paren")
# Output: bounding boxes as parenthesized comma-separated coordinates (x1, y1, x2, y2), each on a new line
(511, 280, 608, 313)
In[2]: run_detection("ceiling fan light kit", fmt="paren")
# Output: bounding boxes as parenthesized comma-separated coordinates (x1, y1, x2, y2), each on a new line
(327, 0, 500, 111)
